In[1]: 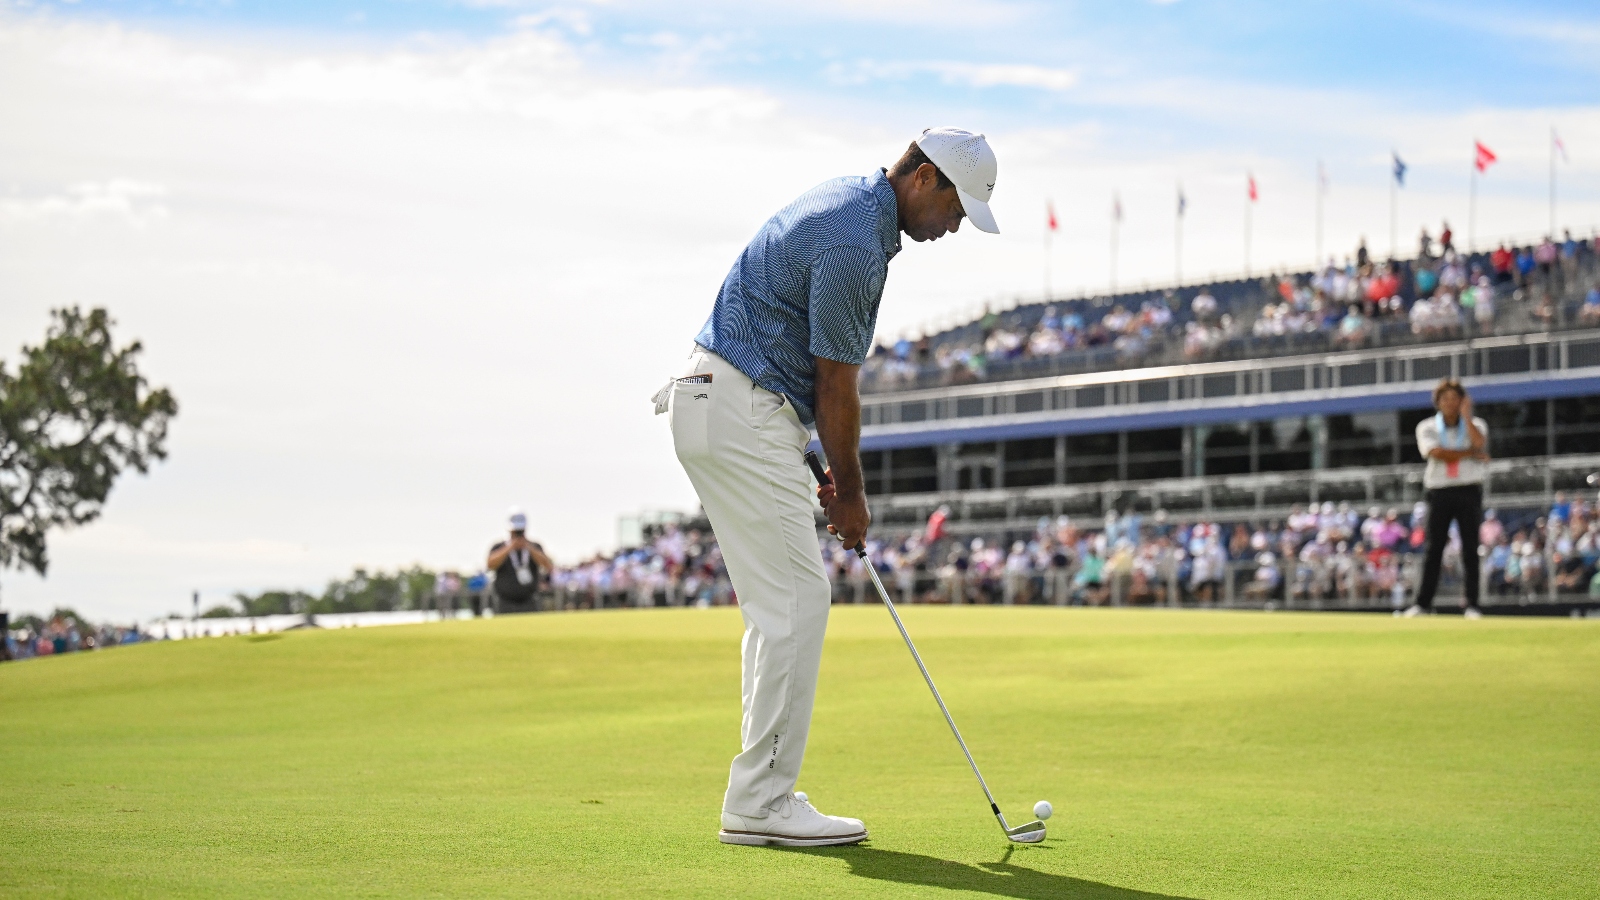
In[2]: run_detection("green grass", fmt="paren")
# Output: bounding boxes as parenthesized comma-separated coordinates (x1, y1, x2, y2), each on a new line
(2, 607, 1597, 898)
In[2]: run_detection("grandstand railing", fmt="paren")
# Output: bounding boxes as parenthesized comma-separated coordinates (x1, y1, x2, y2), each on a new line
(860, 327, 1600, 433)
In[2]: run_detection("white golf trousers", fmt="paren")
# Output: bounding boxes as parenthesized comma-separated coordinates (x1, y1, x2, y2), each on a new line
(669, 347, 832, 817)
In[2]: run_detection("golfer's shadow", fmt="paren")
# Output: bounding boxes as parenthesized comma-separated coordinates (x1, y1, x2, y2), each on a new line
(803, 845, 1196, 900)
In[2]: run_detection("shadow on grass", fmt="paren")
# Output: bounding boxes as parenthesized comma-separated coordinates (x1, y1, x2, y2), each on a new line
(799, 845, 1196, 900)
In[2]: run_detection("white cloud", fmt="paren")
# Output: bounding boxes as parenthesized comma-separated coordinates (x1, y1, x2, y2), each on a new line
(827, 59, 1078, 92)
(0, 179, 169, 226)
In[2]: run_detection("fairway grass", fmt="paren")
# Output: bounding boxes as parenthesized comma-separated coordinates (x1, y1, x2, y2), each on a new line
(2, 607, 1597, 898)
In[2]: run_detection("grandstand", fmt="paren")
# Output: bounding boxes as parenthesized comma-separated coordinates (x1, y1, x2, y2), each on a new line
(862, 231, 1597, 391)
(550, 231, 1600, 616)
(844, 230, 1600, 612)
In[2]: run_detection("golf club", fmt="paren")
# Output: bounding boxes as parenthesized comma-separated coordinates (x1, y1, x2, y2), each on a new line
(805, 450, 1046, 844)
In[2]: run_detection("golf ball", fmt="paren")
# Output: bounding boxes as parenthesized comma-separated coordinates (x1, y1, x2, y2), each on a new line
(1033, 800, 1053, 820)
(794, 792, 808, 803)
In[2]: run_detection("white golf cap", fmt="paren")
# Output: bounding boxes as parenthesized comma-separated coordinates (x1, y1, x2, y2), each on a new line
(915, 126, 1000, 234)
(508, 507, 527, 530)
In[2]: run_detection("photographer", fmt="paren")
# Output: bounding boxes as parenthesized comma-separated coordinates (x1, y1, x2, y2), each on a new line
(487, 509, 552, 613)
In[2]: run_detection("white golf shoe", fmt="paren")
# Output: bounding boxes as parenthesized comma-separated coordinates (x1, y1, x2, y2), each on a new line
(1463, 607, 1483, 620)
(718, 793, 867, 847)
(1402, 604, 1427, 618)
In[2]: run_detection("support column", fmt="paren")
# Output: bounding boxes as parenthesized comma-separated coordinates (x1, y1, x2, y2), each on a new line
(1310, 414, 1328, 471)
(937, 443, 958, 493)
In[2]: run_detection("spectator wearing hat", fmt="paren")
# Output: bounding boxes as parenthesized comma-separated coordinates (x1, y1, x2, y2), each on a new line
(488, 508, 552, 613)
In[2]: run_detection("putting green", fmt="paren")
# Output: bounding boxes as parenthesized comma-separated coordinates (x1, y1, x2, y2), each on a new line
(1, 607, 1596, 898)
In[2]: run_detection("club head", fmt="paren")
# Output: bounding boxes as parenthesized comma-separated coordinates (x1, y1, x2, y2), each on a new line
(996, 813, 1047, 843)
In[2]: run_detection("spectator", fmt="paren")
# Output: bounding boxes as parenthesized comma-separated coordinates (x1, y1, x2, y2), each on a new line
(1491, 243, 1514, 283)
(487, 508, 553, 613)
(1406, 380, 1489, 619)
(1581, 283, 1600, 325)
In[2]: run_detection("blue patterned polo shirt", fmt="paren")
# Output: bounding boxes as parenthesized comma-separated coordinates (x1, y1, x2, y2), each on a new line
(694, 169, 901, 426)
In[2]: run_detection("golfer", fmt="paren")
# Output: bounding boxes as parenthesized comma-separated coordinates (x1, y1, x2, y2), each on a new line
(657, 127, 999, 846)
(1406, 379, 1490, 619)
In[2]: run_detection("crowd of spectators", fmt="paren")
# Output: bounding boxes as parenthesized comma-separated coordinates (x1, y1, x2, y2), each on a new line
(12, 491, 1592, 650)
(841, 494, 1600, 607)
(542, 491, 1600, 611)
(4, 611, 149, 661)
(548, 526, 733, 609)
(862, 229, 1600, 391)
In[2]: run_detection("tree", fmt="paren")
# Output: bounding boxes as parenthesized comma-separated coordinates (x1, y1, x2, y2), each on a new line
(0, 307, 177, 579)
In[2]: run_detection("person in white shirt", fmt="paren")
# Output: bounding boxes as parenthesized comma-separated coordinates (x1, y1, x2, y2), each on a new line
(1407, 380, 1490, 618)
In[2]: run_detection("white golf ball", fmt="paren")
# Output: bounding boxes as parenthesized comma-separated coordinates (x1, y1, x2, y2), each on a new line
(794, 791, 808, 803)
(1033, 800, 1053, 820)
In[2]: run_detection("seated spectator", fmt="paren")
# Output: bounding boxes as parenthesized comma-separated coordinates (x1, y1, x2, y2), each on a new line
(1581, 284, 1600, 325)
(1336, 304, 1370, 347)
(1472, 277, 1497, 332)
(1244, 552, 1281, 600)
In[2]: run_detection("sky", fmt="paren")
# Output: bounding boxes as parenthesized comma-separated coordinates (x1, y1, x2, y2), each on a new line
(2, 0, 1598, 621)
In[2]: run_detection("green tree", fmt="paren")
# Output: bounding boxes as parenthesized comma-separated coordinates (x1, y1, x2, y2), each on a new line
(232, 566, 438, 617)
(0, 308, 177, 579)
(232, 589, 315, 617)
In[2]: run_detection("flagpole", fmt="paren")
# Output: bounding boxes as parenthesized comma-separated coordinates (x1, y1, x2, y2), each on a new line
(1044, 210, 1052, 299)
(1389, 157, 1397, 260)
(1550, 126, 1557, 237)
(1315, 161, 1324, 269)
(1469, 148, 1477, 254)
(1175, 183, 1183, 286)
(1110, 193, 1119, 295)
(1244, 179, 1252, 278)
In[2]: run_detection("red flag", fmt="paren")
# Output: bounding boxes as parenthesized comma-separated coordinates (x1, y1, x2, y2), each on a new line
(1046, 200, 1058, 231)
(1248, 174, 1258, 202)
(1474, 141, 1497, 173)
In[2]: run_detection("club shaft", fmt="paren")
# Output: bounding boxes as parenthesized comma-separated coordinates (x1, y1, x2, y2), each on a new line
(858, 550, 1001, 815)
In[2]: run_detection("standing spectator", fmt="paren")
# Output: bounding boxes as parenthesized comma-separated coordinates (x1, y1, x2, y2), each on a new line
(1406, 380, 1490, 619)
(1490, 244, 1514, 284)
(487, 508, 553, 613)
(1534, 236, 1558, 288)
(1516, 246, 1536, 286)
(1440, 221, 1454, 254)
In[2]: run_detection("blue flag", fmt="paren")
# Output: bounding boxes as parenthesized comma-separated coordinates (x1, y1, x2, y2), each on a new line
(1392, 153, 1407, 186)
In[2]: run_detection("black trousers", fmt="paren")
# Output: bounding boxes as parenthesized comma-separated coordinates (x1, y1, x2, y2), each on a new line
(1416, 484, 1483, 610)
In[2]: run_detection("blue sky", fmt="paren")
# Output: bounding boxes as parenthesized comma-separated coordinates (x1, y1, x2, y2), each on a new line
(21, 0, 1600, 188)
(25, 0, 1600, 107)
(2, 0, 1597, 618)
